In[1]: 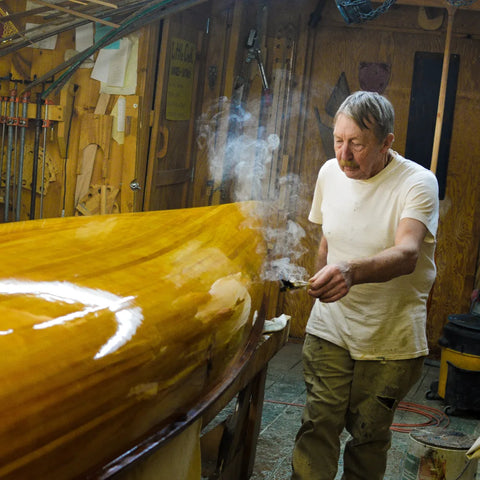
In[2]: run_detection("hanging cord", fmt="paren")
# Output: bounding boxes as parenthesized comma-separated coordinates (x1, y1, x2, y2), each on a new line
(390, 401, 450, 433)
(61, 84, 79, 217)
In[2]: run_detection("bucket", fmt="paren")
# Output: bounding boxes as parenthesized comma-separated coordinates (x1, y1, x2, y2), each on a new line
(400, 429, 478, 480)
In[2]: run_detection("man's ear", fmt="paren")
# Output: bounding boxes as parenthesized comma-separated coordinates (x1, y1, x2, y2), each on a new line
(382, 133, 395, 152)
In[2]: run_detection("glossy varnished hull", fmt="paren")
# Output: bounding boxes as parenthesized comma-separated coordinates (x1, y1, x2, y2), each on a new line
(0, 202, 266, 479)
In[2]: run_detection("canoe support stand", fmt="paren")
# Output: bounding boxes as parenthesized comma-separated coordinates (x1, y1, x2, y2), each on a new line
(93, 319, 290, 480)
(200, 322, 290, 479)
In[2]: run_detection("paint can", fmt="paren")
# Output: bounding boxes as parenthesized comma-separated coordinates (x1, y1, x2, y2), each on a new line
(400, 428, 478, 480)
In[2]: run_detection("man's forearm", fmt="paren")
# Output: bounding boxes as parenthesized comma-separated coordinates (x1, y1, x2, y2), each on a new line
(348, 244, 419, 286)
(309, 218, 426, 302)
(316, 235, 328, 271)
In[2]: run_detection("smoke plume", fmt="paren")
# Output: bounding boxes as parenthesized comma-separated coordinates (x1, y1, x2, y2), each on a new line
(196, 97, 310, 284)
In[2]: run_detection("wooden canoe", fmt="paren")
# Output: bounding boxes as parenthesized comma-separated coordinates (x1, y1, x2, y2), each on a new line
(0, 202, 266, 479)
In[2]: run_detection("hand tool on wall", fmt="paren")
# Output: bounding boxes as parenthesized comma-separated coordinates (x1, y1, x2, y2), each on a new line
(245, 28, 271, 102)
(0, 96, 6, 185)
(39, 98, 52, 219)
(11, 87, 21, 221)
(14, 92, 29, 221)
(325, 72, 350, 117)
(314, 107, 335, 159)
(30, 90, 43, 220)
(4, 87, 18, 222)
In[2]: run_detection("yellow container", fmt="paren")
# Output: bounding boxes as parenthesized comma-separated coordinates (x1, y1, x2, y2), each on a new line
(438, 347, 480, 398)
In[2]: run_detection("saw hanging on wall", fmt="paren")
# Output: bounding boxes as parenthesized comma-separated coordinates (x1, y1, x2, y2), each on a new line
(314, 107, 335, 159)
(325, 72, 350, 118)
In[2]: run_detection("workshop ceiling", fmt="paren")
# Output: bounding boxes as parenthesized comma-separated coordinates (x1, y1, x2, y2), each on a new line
(1, 0, 479, 58)
(0, 0, 207, 57)
(0, 0, 478, 94)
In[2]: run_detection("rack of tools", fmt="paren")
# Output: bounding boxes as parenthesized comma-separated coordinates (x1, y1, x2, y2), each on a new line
(0, 76, 63, 221)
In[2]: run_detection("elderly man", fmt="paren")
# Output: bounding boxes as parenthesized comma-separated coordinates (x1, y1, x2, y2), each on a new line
(292, 91, 439, 480)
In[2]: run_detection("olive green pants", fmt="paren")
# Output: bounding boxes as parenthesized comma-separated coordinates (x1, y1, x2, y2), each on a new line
(291, 334, 424, 480)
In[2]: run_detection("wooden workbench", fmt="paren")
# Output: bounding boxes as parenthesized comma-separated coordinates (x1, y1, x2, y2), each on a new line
(96, 320, 290, 480)
(200, 320, 291, 480)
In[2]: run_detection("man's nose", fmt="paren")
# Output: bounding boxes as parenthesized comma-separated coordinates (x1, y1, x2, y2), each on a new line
(338, 143, 351, 158)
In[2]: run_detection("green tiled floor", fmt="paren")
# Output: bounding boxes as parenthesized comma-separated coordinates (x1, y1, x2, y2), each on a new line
(251, 341, 480, 480)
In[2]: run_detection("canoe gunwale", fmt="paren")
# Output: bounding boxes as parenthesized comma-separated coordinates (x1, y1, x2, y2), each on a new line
(89, 314, 266, 479)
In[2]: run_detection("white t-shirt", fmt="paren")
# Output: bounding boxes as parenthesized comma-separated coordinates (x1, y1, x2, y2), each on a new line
(307, 151, 439, 360)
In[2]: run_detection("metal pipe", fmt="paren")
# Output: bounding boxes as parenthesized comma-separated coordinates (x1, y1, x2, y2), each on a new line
(11, 87, 20, 220)
(4, 88, 17, 222)
(30, 91, 43, 220)
(0, 97, 6, 193)
(15, 92, 29, 221)
(39, 98, 51, 219)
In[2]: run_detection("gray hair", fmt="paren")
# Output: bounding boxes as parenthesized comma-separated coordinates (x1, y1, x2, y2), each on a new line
(334, 91, 395, 143)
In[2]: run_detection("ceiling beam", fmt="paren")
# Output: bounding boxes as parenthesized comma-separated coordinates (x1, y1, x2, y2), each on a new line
(28, 0, 120, 27)
(389, 0, 480, 11)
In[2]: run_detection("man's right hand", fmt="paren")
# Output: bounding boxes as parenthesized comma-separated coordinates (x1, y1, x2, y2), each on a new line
(308, 262, 352, 302)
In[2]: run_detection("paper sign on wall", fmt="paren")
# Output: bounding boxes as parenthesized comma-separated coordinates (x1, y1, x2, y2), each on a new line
(166, 38, 195, 121)
(91, 37, 132, 88)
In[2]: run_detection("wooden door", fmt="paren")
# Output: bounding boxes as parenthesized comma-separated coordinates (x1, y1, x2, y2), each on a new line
(144, 6, 208, 211)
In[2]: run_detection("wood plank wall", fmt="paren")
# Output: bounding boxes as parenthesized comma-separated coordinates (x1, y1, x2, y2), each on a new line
(271, 0, 480, 355)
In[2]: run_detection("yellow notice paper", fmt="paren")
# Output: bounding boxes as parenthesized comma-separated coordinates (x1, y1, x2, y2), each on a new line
(166, 38, 195, 121)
